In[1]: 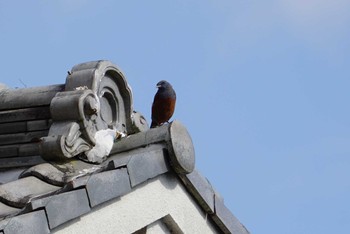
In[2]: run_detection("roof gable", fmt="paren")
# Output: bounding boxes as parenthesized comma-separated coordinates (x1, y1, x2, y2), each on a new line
(0, 61, 248, 234)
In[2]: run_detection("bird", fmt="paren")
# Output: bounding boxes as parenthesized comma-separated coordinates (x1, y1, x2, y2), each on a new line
(151, 80, 176, 128)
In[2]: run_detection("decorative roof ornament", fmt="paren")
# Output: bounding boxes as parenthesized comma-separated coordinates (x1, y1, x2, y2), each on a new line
(0, 60, 148, 167)
(40, 60, 148, 161)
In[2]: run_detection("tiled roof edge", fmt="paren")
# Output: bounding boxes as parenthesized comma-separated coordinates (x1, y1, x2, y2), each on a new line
(179, 170, 249, 234)
(0, 122, 248, 233)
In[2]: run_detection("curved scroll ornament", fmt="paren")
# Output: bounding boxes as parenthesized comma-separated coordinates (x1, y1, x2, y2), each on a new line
(62, 123, 91, 155)
(65, 60, 134, 134)
(40, 60, 149, 162)
(40, 89, 100, 161)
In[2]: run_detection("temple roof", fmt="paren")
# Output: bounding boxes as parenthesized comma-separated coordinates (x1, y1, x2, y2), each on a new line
(0, 61, 248, 234)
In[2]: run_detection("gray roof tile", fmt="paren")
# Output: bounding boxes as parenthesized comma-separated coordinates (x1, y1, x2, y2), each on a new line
(179, 169, 215, 214)
(213, 194, 249, 234)
(86, 167, 131, 207)
(127, 148, 169, 187)
(19, 163, 65, 186)
(0, 125, 249, 233)
(0, 121, 247, 233)
(28, 189, 90, 229)
(0, 168, 25, 185)
(106, 153, 132, 170)
(0, 156, 46, 170)
(65, 175, 90, 190)
(0, 203, 20, 218)
(0, 210, 49, 234)
(0, 176, 61, 208)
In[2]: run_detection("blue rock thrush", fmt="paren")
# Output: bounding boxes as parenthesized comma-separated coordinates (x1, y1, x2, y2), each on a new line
(151, 80, 176, 128)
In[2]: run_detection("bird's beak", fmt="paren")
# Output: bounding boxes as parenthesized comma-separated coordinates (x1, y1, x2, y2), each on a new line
(156, 84, 161, 88)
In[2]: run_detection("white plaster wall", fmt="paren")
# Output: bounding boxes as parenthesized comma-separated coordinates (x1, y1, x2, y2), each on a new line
(53, 174, 219, 234)
(147, 220, 171, 234)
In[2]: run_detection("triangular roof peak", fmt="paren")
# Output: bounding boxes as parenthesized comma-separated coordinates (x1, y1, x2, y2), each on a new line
(0, 61, 248, 234)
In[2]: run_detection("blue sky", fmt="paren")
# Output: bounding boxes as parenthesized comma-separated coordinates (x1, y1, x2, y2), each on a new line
(1, 1, 350, 233)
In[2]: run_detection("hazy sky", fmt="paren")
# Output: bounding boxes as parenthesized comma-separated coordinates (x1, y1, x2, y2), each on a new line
(1, 1, 349, 233)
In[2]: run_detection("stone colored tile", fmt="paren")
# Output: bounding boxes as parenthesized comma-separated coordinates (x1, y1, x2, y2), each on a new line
(2, 210, 49, 234)
(0, 203, 20, 218)
(213, 195, 249, 234)
(30, 189, 90, 229)
(0, 156, 46, 170)
(0, 219, 8, 230)
(180, 169, 215, 214)
(19, 163, 65, 186)
(106, 153, 132, 169)
(65, 175, 90, 190)
(127, 148, 169, 187)
(0, 168, 25, 185)
(0, 176, 61, 208)
(53, 159, 103, 182)
(86, 167, 131, 207)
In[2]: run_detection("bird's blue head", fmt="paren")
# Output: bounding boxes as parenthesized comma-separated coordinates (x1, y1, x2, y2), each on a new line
(156, 80, 172, 89)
